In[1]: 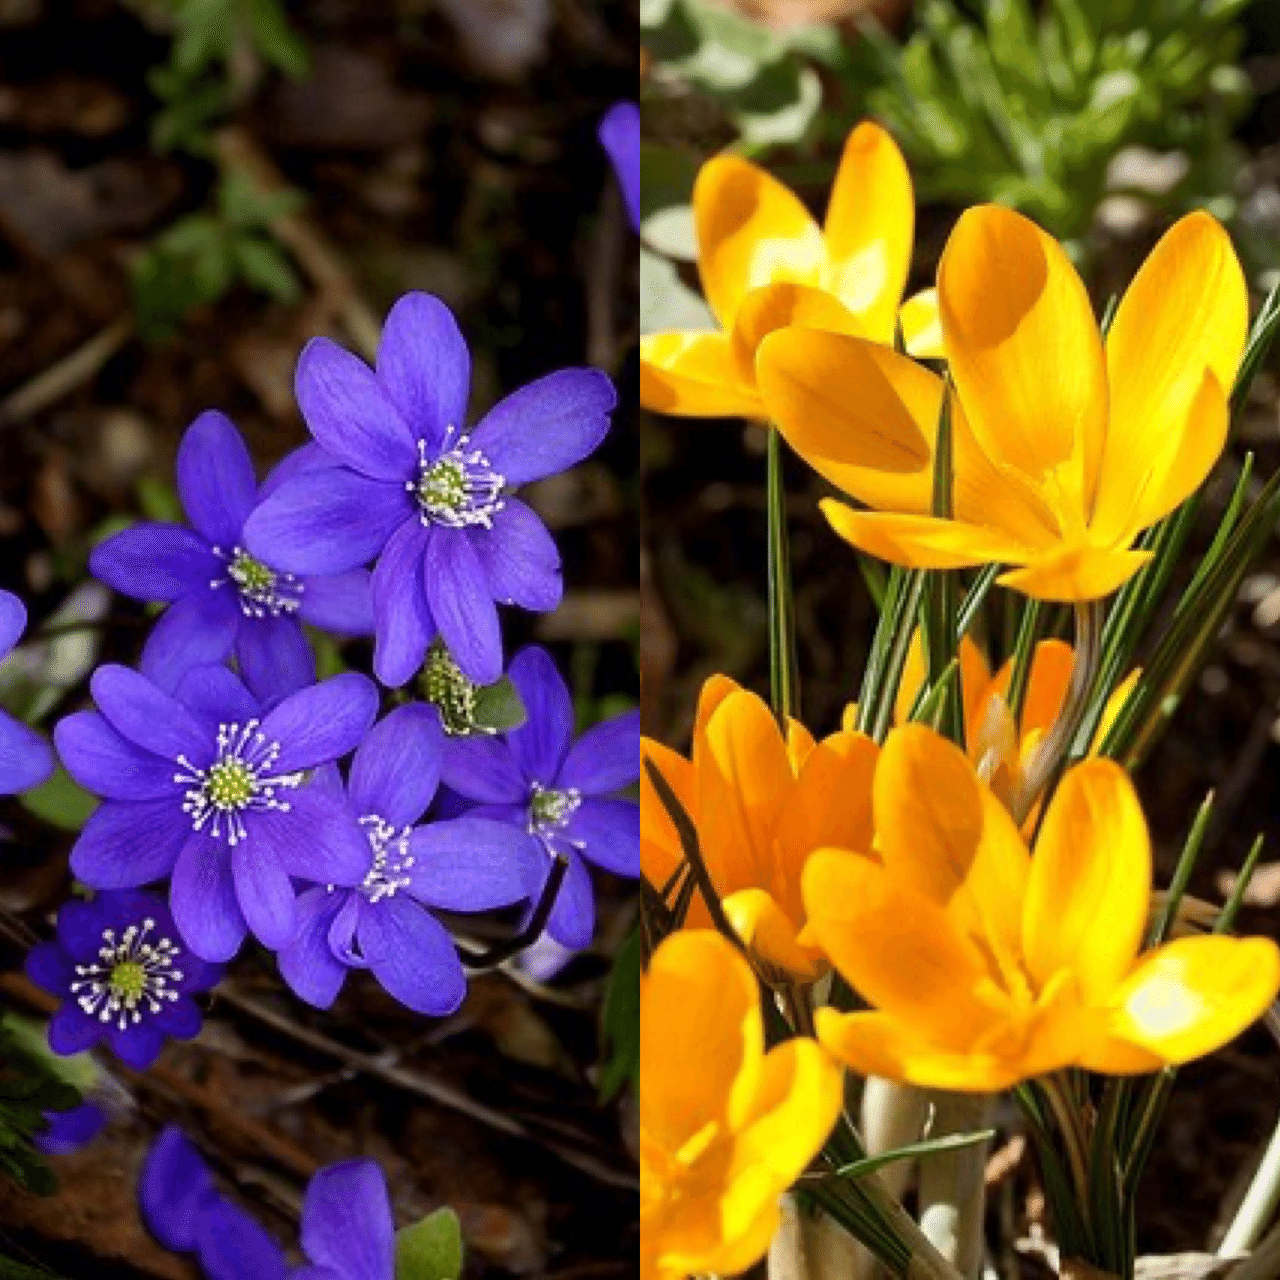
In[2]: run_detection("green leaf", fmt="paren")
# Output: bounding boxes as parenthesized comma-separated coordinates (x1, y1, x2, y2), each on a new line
(240, 0, 310, 77)
(395, 1208, 463, 1280)
(599, 928, 641, 1100)
(834, 1128, 997, 1181)
(233, 236, 300, 302)
(20, 768, 99, 833)
(471, 675, 528, 734)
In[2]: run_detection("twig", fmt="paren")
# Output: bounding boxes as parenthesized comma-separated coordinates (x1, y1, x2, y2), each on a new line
(0, 316, 135, 428)
(216, 985, 637, 1190)
(215, 126, 383, 362)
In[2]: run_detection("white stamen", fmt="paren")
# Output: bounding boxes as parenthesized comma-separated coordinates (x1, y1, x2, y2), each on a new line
(70, 918, 184, 1031)
(406, 427, 506, 530)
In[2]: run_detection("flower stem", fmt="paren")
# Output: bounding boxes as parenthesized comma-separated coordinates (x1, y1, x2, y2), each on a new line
(767, 426, 800, 726)
(917, 1093, 994, 1279)
(1219, 1106, 1280, 1255)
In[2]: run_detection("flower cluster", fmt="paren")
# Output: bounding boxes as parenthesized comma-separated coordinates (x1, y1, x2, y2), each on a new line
(10, 289, 635, 1082)
(640, 115, 1280, 1279)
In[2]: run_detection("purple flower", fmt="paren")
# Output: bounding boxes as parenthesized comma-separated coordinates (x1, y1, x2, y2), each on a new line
(35, 1101, 106, 1155)
(598, 101, 639, 231)
(90, 411, 374, 699)
(440, 647, 639, 950)
(0, 590, 54, 794)
(55, 664, 379, 961)
(139, 1126, 287, 1279)
(279, 704, 539, 1016)
(295, 1160, 396, 1280)
(25, 891, 222, 1070)
(242, 293, 616, 688)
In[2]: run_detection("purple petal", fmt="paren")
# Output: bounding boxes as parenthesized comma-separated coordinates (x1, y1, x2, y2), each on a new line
(90, 523, 220, 604)
(48, 1007, 103, 1057)
(468, 497, 562, 612)
(173, 664, 261, 727)
(558, 710, 639, 794)
(300, 1160, 397, 1279)
(243, 468, 411, 576)
(232, 841, 296, 950)
(296, 337, 418, 481)
(599, 101, 640, 230)
(55, 896, 110, 957)
(468, 368, 615, 485)
(424, 528, 501, 685)
(90, 665, 211, 763)
(376, 292, 471, 451)
(517, 931, 577, 982)
(278, 888, 350, 1009)
(350, 703, 443, 827)
(259, 441, 336, 500)
(506, 646, 574, 783)
(171, 834, 247, 962)
(328, 895, 363, 966)
(544, 849, 595, 951)
(296, 569, 375, 636)
(359, 897, 466, 1016)
(439, 736, 526, 804)
(139, 588, 241, 694)
(25, 942, 73, 995)
(55, 711, 173, 801)
(254, 784, 371, 887)
(0, 589, 27, 657)
(565, 797, 639, 876)
(139, 1126, 218, 1252)
(151, 995, 205, 1040)
(0, 711, 53, 795)
(109, 1022, 166, 1070)
(372, 518, 435, 689)
(236, 615, 317, 701)
(35, 1102, 106, 1156)
(407, 818, 540, 911)
(69, 799, 190, 887)
(198, 1199, 288, 1280)
(260, 673, 379, 773)
(176, 411, 259, 547)
(291, 1269, 345, 1280)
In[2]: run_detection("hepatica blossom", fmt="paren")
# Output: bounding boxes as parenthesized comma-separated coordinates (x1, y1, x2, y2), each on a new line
(90, 411, 373, 698)
(599, 101, 639, 231)
(55, 664, 378, 961)
(140, 1126, 287, 1280)
(26, 890, 222, 1069)
(243, 292, 616, 687)
(141, 1126, 396, 1280)
(442, 646, 639, 950)
(278, 704, 539, 1016)
(0, 590, 54, 794)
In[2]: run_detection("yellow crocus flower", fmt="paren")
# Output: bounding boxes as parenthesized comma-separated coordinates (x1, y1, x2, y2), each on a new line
(640, 930, 843, 1280)
(843, 635, 1138, 815)
(802, 724, 1280, 1091)
(758, 206, 1249, 602)
(642, 676, 877, 982)
(640, 121, 942, 422)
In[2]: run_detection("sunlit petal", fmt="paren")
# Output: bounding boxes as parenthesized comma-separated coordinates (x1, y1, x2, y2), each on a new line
(640, 332, 765, 419)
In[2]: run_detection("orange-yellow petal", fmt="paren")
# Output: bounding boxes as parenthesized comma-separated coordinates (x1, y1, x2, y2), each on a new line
(822, 501, 1034, 571)
(988, 638, 1074, 740)
(873, 724, 1029, 960)
(939, 204, 1107, 515)
(996, 544, 1153, 602)
(756, 329, 934, 488)
(892, 631, 928, 725)
(640, 331, 765, 419)
(694, 154, 824, 331)
(1104, 935, 1280, 1065)
(698, 690, 792, 897)
(729, 282, 866, 386)
(1023, 759, 1150, 1005)
(821, 121, 914, 343)
(815, 1008, 1022, 1091)
(641, 930, 763, 1152)
(802, 849, 1000, 1049)
(1097, 211, 1246, 530)
(785, 717, 816, 771)
(722, 888, 824, 982)
(1091, 368, 1231, 543)
(640, 738, 695, 890)
(693, 673, 741, 747)
(900, 288, 944, 360)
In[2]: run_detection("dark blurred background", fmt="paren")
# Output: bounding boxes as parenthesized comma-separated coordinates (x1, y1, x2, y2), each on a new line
(0, 1, 638, 1275)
